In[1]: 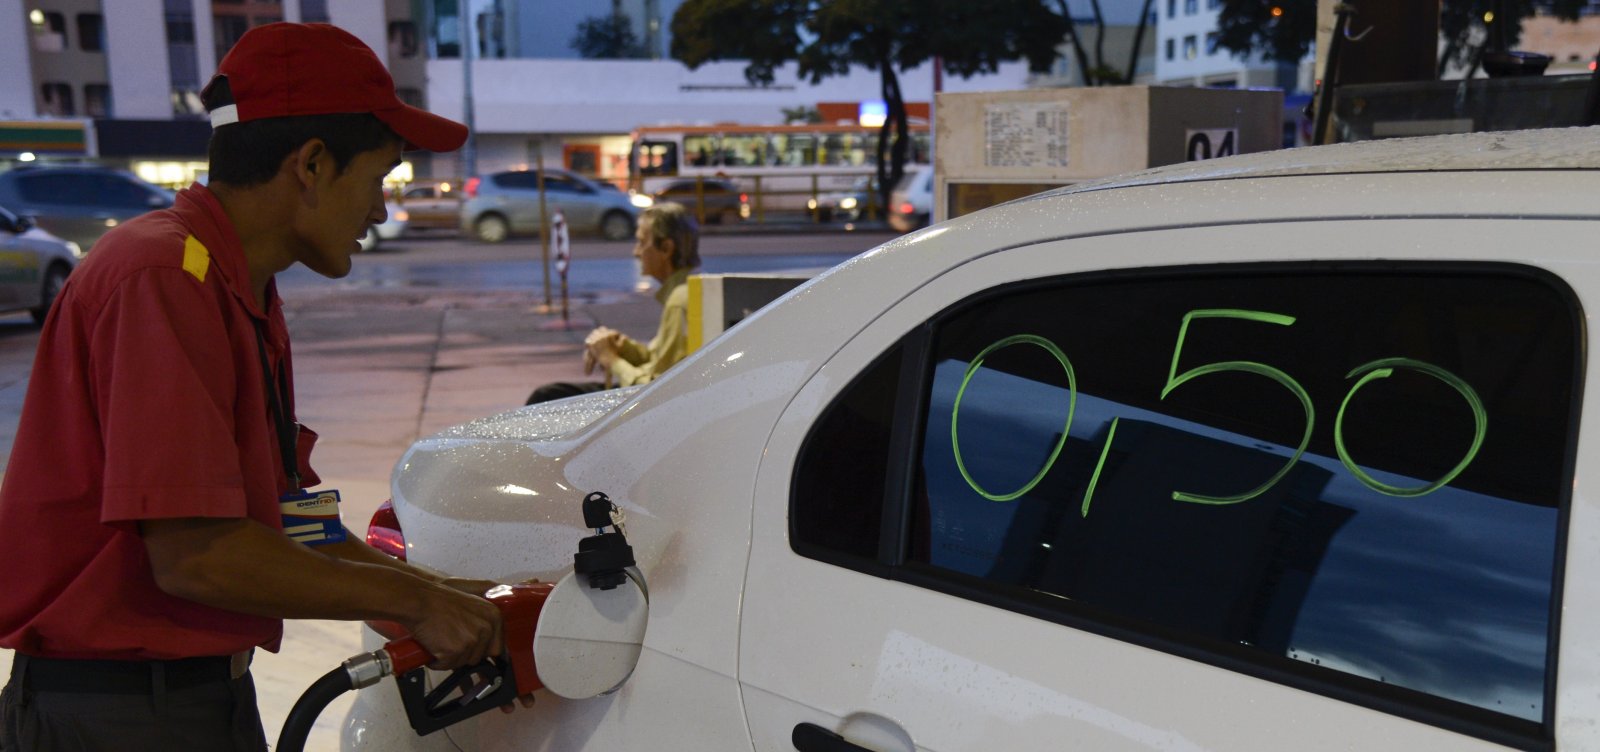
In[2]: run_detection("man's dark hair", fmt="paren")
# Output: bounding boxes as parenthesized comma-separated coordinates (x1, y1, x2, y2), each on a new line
(203, 76, 400, 186)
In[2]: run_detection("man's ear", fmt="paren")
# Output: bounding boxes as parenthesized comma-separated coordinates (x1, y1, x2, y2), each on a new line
(289, 139, 329, 192)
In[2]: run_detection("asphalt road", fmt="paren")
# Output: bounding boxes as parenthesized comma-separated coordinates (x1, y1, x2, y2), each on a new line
(278, 227, 902, 296)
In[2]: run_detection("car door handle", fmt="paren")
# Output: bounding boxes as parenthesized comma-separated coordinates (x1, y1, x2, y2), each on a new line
(793, 723, 875, 752)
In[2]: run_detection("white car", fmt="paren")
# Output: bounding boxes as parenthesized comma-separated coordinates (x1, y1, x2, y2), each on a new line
(887, 164, 933, 232)
(358, 202, 409, 252)
(346, 127, 1600, 751)
(0, 203, 80, 323)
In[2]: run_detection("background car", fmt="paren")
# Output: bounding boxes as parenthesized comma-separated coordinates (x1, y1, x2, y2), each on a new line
(887, 163, 934, 232)
(650, 177, 746, 224)
(394, 181, 460, 231)
(0, 165, 174, 251)
(811, 174, 878, 223)
(0, 204, 81, 324)
(346, 128, 1600, 751)
(459, 169, 639, 243)
(357, 202, 408, 252)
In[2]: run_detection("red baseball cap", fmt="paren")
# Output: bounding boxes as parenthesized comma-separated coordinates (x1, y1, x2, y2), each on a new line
(202, 22, 467, 152)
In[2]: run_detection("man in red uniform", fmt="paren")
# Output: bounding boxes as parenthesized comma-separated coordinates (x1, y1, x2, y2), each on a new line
(0, 23, 505, 751)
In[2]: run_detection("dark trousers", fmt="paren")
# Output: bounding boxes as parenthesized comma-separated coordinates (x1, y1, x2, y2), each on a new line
(0, 653, 267, 752)
(526, 380, 608, 405)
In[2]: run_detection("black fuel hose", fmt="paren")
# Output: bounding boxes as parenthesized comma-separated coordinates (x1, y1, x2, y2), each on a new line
(276, 665, 355, 752)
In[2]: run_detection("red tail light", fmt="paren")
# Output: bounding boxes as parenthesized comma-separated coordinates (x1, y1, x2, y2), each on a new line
(464, 177, 481, 198)
(739, 193, 748, 203)
(898, 202, 915, 214)
(367, 499, 406, 560)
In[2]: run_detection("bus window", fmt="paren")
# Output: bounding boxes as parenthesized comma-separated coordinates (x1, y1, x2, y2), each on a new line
(686, 134, 718, 167)
(821, 132, 875, 166)
(635, 140, 679, 176)
(772, 133, 817, 167)
(721, 133, 767, 167)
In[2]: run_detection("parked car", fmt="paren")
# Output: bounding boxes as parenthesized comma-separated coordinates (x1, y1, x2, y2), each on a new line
(0, 165, 174, 251)
(460, 169, 639, 243)
(651, 177, 747, 224)
(395, 181, 461, 231)
(0, 204, 81, 324)
(357, 202, 408, 252)
(887, 163, 934, 232)
(346, 127, 1600, 751)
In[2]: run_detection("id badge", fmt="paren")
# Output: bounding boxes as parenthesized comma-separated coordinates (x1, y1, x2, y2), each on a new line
(280, 489, 347, 546)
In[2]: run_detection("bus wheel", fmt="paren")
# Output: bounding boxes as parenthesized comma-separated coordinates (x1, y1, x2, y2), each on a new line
(601, 211, 633, 241)
(475, 214, 510, 243)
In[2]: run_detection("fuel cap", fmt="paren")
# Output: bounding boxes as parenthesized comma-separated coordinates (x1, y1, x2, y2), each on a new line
(531, 569, 649, 699)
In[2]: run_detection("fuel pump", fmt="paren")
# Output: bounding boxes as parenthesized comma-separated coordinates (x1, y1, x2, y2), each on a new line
(276, 491, 648, 752)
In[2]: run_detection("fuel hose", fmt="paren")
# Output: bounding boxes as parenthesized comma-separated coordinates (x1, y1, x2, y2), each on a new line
(276, 665, 355, 752)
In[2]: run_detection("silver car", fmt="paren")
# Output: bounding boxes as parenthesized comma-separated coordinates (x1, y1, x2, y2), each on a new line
(460, 169, 639, 243)
(0, 204, 81, 324)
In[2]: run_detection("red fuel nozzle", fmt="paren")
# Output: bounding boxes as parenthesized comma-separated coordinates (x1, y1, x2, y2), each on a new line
(366, 582, 553, 735)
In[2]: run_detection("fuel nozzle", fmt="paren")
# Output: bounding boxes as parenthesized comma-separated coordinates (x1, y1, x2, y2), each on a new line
(573, 491, 635, 590)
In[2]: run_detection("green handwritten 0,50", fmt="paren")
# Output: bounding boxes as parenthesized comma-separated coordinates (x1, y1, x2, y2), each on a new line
(949, 309, 1488, 516)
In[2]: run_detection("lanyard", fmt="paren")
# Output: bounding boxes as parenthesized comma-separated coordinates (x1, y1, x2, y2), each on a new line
(252, 320, 300, 491)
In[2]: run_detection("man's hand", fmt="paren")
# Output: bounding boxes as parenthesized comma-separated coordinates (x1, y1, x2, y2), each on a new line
(405, 582, 504, 670)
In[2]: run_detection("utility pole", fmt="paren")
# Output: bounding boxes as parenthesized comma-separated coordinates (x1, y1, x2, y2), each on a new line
(459, 0, 478, 180)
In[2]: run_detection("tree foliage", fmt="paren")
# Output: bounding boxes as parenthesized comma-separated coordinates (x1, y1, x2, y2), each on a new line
(670, 0, 1068, 212)
(571, 13, 648, 59)
(1054, 0, 1158, 86)
(1215, 0, 1587, 69)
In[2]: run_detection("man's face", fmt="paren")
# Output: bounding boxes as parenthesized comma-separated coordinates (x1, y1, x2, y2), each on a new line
(296, 139, 402, 278)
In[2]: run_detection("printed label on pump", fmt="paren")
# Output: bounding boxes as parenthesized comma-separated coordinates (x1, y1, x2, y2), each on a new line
(280, 489, 347, 545)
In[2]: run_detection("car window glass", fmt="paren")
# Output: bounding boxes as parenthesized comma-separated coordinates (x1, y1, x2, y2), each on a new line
(794, 263, 1577, 738)
(911, 266, 1571, 728)
(542, 176, 579, 193)
(792, 343, 903, 563)
(92, 175, 158, 209)
(494, 172, 538, 190)
(15, 173, 97, 205)
(0, 206, 16, 232)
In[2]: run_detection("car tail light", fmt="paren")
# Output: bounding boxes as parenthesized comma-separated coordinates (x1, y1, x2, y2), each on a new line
(367, 499, 406, 560)
(739, 193, 748, 203)
(898, 202, 915, 214)
(464, 177, 481, 198)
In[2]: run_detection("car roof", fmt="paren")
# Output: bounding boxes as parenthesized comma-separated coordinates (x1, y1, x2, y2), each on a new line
(1039, 126, 1600, 202)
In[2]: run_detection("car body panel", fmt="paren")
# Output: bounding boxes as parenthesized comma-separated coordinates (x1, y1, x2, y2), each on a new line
(398, 183, 461, 230)
(0, 166, 173, 251)
(652, 178, 745, 223)
(348, 127, 1600, 751)
(0, 204, 79, 317)
(460, 170, 639, 241)
(743, 210, 1595, 751)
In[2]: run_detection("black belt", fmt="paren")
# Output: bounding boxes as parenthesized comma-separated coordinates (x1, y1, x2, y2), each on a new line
(15, 653, 243, 695)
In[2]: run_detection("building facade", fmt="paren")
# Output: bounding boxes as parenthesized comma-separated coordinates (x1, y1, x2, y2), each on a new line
(0, 0, 1038, 187)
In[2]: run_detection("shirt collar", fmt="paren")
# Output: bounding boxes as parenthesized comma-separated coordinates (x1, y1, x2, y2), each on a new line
(173, 183, 276, 320)
(656, 267, 691, 304)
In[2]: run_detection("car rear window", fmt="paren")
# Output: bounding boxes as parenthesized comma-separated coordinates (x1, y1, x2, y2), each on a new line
(794, 262, 1579, 742)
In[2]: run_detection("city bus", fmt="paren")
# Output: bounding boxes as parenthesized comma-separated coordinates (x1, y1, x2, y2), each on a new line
(629, 123, 930, 216)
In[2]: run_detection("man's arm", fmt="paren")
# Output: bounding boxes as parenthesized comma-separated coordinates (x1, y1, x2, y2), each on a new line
(319, 534, 501, 599)
(141, 517, 501, 669)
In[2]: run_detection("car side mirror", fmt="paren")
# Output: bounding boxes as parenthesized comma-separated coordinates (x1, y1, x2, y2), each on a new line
(12, 215, 33, 233)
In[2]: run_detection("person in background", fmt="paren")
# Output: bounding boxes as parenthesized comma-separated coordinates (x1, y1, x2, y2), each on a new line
(526, 202, 701, 405)
(0, 23, 516, 751)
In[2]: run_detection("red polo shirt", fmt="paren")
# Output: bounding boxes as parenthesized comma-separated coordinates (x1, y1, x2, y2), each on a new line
(0, 184, 320, 660)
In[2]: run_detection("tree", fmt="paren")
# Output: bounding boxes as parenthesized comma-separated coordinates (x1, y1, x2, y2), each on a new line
(1214, 0, 1585, 70)
(1054, 0, 1158, 86)
(571, 13, 648, 59)
(671, 0, 1068, 213)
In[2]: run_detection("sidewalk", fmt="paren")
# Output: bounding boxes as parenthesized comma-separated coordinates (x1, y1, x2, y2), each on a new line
(0, 285, 663, 750)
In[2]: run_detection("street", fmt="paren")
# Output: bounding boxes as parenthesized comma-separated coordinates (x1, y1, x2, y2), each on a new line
(0, 228, 900, 751)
